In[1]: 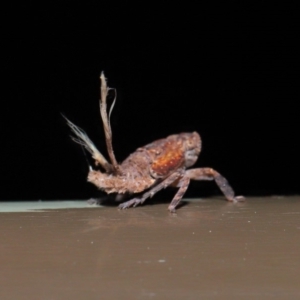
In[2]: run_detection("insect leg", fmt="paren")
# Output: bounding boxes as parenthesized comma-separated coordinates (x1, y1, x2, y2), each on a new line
(118, 170, 183, 210)
(168, 175, 190, 213)
(185, 168, 244, 202)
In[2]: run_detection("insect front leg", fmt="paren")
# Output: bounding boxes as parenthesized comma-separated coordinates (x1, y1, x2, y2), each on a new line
(185, 168, 244, 202)
(118, 170, 184, 210)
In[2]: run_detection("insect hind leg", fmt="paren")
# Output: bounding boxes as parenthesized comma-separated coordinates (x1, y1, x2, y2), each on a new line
(118, 170, 184, 210)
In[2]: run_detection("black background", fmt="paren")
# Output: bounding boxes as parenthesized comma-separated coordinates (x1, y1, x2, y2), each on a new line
(2, 3, 299, 201)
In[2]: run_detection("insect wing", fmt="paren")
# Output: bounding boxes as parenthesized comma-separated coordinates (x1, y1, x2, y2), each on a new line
(148, 139, 185, 177)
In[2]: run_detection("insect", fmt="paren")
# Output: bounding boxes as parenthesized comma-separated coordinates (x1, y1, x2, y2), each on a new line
(65, 72, 244, 212)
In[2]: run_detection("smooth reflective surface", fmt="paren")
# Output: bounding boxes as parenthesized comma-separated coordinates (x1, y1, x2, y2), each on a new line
(1, 197, 300, 299)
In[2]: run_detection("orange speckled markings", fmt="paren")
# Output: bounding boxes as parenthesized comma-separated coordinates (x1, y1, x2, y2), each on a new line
(151, 141, 184, 177)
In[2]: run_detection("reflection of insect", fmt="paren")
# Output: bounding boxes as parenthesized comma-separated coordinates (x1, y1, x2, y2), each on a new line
(65, 73, 244, 212)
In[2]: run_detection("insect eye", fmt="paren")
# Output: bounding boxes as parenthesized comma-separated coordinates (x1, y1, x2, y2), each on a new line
(185, 140, 194, 148)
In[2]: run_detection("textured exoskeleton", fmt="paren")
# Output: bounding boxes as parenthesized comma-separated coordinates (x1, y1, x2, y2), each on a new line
(65, 73, 243, 212)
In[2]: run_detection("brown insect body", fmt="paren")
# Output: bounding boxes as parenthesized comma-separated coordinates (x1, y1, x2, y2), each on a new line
(66, 73, 243, 212)
(88, 132, 200, 194)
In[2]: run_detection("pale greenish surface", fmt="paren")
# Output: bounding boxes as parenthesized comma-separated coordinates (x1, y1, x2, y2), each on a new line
(0, 199, 205, 212)
(0, 200, 99, 212)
